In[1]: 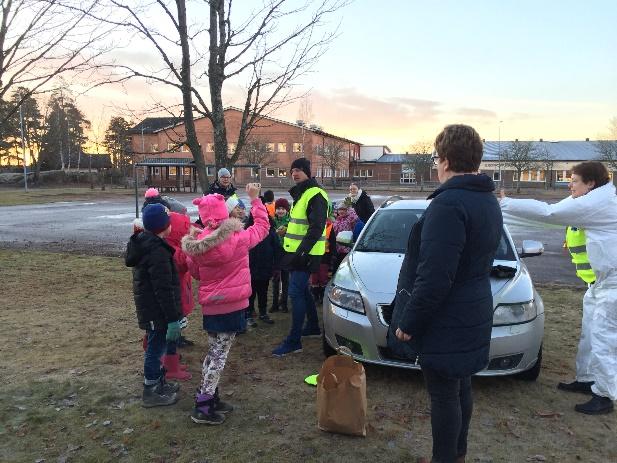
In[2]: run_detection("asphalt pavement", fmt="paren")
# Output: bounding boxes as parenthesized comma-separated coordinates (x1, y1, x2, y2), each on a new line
(0, 190, 582, 287)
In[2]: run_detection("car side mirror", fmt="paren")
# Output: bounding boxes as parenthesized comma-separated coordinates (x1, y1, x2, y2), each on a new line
(336, 230, 354, 247)
(519, 240, 544, 258)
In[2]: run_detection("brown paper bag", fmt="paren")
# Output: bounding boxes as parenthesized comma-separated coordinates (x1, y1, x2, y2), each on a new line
(316, 352, 367, 437)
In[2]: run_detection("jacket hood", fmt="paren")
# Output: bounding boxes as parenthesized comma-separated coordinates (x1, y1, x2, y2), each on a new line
(289, 177, 321, 201)
(126, 231, 171, 267)
(166, 212, 191, 248)
(181, 218, 244, 256)
(428, 173, 495, 199)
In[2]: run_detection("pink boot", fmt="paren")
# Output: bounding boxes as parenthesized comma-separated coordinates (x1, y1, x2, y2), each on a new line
(162, 354, 192, 381)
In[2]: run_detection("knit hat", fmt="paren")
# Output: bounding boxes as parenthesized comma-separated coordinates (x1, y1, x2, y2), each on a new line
(142, 203, 171, 234)
(263, 190, 275, 203)
(226, 196, 246, 213)
(274, 198, 290, 211)
(290, 157, 311, 178)
(145, 187, 160, 198)
(218, 167, 231, 178)
(193, 194, 228, 224)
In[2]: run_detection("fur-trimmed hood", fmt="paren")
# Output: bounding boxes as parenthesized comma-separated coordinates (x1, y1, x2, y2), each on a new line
(181, 218, 244, 256)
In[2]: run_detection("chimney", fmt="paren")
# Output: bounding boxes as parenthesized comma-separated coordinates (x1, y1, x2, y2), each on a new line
(539, 138, 543, 142)
(296, 120, 305, 127)
(586, 137, 590, 142)
(515, 138, 519, 142)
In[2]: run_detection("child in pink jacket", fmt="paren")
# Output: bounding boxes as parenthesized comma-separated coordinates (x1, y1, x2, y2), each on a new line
(181, 184, 268, 425)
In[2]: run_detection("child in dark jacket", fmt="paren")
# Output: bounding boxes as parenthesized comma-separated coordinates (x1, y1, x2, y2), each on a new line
(125, 203, 183, 408)
(245, 213, 278, 327)
(270, 198, 291, 313)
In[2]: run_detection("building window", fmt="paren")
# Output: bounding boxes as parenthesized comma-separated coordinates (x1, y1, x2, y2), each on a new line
(206, 143, 214, 152)
(278, 143, 287, 152)
(151, 144, 159, 152)
(228, 143, 236, 153)
(181, 144, 189, 152)
(293, 143, 303, 153)
(154, 167, 160, 176)
(556, 170, 571, 182)
(358, 169, 373, 178)
(515, 170, 543, 182)
(266, 168, 276, 177)
(278, 169, 287, 178)
(184, 167, 191, 176)
(167, 142, 176, 151)
(169, 167, 177, 176)
(493, 171, 501, 182)
(266, 143, 275, 152)
(206, 166, 215, 176)
(400, 169, 416, 184)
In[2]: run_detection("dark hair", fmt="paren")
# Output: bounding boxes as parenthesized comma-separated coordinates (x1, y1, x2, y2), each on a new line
(571, 161, 610, 189)
(434, 124, 483, 172)
(263, 190, 274, 202)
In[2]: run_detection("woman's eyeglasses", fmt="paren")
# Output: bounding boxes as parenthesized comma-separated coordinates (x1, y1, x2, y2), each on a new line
(431, 153, 440, 166)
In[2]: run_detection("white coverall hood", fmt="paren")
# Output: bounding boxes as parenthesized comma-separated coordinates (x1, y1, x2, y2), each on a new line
(500, 182, 617, 400)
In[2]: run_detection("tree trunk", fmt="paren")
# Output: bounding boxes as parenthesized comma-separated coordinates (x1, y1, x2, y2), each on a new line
(516, 170, 521, 193)
(176, 0, 210, 193)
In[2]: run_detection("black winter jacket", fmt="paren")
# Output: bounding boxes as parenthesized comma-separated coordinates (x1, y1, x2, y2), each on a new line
(387, 174, 502, 378)
(281, 177, 328, 273)
(246, 214, 280, 281)
(125, 231, 183, 330)
(208, 181, 237, 199)
(351, 190, 375, 223)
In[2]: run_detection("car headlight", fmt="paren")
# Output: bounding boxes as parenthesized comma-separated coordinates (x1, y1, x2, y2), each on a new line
(493, 301, 537, 326)
(328, 260, 365, 314)
(328, 286, 365, 314)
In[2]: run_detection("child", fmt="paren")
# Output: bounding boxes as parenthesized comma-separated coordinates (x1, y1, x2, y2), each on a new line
(161, 211, 195, 381)
(270, 198, 291, 313)
(332, 200, 358, 272)
(142, 187, 171, 211)
(182, 184, 269, 425)
(263, 190, 276, 218)
(245, 211, 278, 327)
(226, 196, 246, 221)
(125, 203, 183, 408)
(311, 202, 337, 304)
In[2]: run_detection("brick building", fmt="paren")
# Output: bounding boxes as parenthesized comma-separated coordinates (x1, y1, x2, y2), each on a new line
(129, 108, 362, 191)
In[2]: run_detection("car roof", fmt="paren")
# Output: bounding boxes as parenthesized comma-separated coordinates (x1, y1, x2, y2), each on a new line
(379, 199, 431, 210)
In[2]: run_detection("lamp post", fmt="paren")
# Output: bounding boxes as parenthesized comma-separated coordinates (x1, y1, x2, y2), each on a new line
(19, 104, 28, 192)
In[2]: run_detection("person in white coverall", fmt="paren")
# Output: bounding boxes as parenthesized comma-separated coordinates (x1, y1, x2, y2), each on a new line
(500, 161, 616, 415)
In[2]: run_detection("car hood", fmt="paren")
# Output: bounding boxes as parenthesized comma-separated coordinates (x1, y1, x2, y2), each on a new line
(350, 251, 515, 298)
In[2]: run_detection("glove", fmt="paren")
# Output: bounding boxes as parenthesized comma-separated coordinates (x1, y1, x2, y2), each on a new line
(166, 321, 181, 342)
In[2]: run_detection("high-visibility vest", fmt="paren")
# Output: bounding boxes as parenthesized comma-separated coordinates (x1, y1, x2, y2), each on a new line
(283, 186, 329, 255)
(266, 202, 275, 218)
(565, 226, 596, 284)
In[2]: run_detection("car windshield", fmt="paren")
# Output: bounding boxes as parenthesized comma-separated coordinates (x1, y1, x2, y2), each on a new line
(354, 209, 516, 260)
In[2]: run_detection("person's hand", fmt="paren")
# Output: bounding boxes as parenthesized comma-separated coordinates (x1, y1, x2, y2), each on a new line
(246, 182, 261, 200)
(276, 226, 287, 237)
(395, 328, 412, 342)
(166, 321, 181, 342)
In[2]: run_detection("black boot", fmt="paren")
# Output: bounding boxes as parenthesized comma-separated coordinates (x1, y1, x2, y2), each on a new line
(557, 380, 594, 394)
(142, 382, 178, 408)
(574, 393, 614, 415)
(214, 387, 234, 413)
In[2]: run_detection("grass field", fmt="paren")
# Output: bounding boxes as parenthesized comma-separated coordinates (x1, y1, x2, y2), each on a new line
(0, 250, 615, 463)
(0, 187, 133, 206)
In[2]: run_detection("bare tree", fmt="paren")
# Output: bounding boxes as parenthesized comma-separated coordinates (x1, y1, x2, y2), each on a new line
(239, 138, 277, 179)
(95, 0, 347, 193)
(0, 0, 116, 125)
(596, 117, 617, 173)
(406, 141, 434, 191)
(536, 145, 557, 190)
(315, 139, 347, 188)
(502, 140, 539, 193)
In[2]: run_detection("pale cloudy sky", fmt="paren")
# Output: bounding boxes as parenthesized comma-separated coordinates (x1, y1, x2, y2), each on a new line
(81, 0, 617, 152)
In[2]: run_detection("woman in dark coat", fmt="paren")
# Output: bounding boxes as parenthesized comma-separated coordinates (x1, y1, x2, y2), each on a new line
(348, 183, 375, 223)
(389, 125, 503, 463)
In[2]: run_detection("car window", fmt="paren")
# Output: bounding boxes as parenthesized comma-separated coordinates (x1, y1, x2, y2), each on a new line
(355, 209, 516, 260)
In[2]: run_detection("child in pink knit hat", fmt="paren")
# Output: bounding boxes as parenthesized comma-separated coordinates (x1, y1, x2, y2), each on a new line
(182, 185, 269, 425)
(142, 187, 171, 211)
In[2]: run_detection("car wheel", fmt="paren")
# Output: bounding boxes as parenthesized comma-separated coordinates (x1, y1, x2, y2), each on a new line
(322, 331, 336, 357)
(515, 345, 542, 381)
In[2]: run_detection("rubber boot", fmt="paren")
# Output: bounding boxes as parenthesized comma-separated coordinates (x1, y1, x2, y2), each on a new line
(191, 393, 225, 425)
(162, 354, 192, 381)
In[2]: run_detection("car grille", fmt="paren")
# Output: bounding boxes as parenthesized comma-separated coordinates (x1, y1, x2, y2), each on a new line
(487, 353, 524, 370)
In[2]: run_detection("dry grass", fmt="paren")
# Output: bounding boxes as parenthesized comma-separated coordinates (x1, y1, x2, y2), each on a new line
(0, 187, 133, 206)
(0, 250, 615, 463)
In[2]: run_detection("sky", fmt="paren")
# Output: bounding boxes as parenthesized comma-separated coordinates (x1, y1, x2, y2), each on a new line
(80, 0, 617, 152)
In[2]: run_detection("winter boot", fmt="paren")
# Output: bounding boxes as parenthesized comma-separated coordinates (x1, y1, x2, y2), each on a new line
(142, 382, 178, 408)
(191, 393, 226, 425)
(259, 314, 275, 325)
(557, 380, 594, 394)
(158, 370, 180, 394)
(574, 393, 614, 415)
(162, 354, 192, 381)
(214, 387, 234, 413)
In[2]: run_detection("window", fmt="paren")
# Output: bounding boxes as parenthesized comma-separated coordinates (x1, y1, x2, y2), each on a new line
(400, 169, 416, 184)
(228, 143, 236, 153)
(515, 170, 543, 182)
(278, 143, 287, 152)
(293, 143, 303, 153)
(206, 143, 214, 152)
(154, 167, 160, 176)
(180, 144, 189, 152)
(169, 167, 177, 176)
(556, 170, 571, 183)
(266, 168, 276, 177)
(151, 143, 159, 152)
(167, 142, 176, 151)
(278, 169, 287, 178)
(493, 171, 501, 181)
(184, 168, 191, 176)
(206, 166, 215, 176)
(358, 169, 373, 178)
(266, 143, 275, 152)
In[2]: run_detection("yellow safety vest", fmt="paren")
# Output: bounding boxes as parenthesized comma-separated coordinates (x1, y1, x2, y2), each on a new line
(283, 187, 329, 255)
(565, 227, 596, 284)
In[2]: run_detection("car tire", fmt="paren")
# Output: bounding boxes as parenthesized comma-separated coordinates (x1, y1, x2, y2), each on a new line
(322, 332, 336, 357)
(515, 345, 542, 381)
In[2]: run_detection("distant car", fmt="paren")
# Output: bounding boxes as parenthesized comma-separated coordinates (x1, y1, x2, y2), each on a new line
(322, 198, 545, 380)
(162, 195, 188, 215)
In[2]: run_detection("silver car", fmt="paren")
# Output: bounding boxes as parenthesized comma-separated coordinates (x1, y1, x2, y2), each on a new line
(322, 198, 545, 380)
